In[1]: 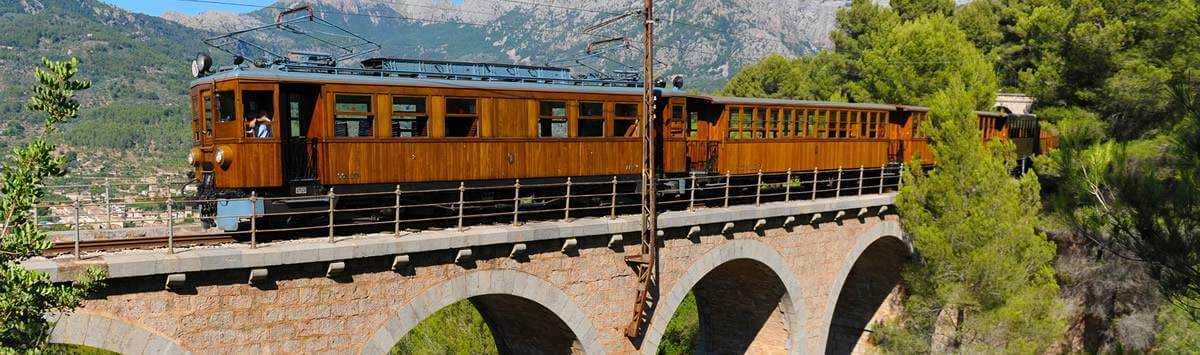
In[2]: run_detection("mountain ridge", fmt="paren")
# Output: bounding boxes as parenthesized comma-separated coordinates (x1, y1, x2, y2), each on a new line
(160, 0, 845, 90)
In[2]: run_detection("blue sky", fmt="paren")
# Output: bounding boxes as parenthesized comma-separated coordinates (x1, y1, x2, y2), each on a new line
(101, 0, 273, 16)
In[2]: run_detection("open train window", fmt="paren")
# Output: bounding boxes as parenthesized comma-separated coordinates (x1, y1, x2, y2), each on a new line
(334, 94, 374, 138)
(391, 96, 428, 137)
(578, 102, 604, 137)
(242, 90, 274, 138)
(538, 101, 568, 138)
(215, 91, 236, 123)
(445, 98, 479, 137)
(614, 103, 639, 137)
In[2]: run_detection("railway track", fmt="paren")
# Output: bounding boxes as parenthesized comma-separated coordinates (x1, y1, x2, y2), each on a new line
(47, 234, 237, 256)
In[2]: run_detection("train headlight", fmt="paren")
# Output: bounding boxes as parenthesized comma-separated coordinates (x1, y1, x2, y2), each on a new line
(187, 147, 202, 165)
(214, 146, 231, 169)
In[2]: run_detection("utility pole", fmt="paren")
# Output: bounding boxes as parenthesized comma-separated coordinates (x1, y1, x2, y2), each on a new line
(624, 0, 657, 339)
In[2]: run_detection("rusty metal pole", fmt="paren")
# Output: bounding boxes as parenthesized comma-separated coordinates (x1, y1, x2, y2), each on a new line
(104, 178, 112, 229)
(394, 185, 402, 236)
(513, 179, 522, 226)
(456, 182, 466, 231)
(755, 169, 763, 205)
(609, 176, 617, 219)
(625, 0, 657, 338)
(857, 166, 865, 196)
(811, 167, 818, 200)
(563, 177, 572, 221)
(73, 199, 81, 260)
(879, 164, 886, 194)
(784, 169, 792, 202)
(250, 191, 258, 249)
(835, 166, 843, 198)
(327, 187, 335, 243)
(167, 194, 175, 254)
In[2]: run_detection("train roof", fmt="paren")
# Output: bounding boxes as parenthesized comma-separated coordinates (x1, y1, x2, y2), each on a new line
(191, 67, 649, 96)
(192, 66, 947, 113)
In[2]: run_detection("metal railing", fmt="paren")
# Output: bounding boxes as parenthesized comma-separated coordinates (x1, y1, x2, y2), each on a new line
(37, 164, 903, 259)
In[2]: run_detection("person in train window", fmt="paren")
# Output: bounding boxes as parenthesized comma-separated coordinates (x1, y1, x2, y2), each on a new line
(253, 109, 273, 138)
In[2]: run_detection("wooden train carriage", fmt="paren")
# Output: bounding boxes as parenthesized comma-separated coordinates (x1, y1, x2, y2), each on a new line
(189, 69, 660, 196)
(1005, 114, 1042, 157)
(660, 95, 901, 175)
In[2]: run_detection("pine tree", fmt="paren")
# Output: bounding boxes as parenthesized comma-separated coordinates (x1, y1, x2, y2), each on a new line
(878, 82, 1065, 353)
(0, 57, 104, 351)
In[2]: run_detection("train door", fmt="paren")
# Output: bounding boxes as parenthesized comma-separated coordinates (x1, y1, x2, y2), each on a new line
(280, 85, 320, 190)
(685, 98, 719, 173)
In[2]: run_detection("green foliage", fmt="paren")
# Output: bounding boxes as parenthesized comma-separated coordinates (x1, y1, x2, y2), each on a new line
(390, 300, 498, 355)
(62, 102, 192, 158)
(881, 83, 1064, 353)
(721, 53, 847, 101)
(1155, 301, 1200, 352)
(891, 0, 955, 21)
(657, 292, 698, 355)
(1, 58, 104, 351)
(850, 15, 998, 109)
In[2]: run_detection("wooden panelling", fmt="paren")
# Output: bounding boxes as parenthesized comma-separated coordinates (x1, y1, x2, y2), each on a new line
(901, 138, 935, 165)
(320, 139, 643, 184)
(214, 141, 283, 188)
(715, 140, 890, 174)
(494, 98, 529, 138)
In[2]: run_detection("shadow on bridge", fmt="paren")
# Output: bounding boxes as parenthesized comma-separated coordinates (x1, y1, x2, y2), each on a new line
(826, 236, 909, 354)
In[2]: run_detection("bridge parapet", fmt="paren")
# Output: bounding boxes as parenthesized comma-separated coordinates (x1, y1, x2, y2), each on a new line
(27, 193, 896, 283)
(30, 193, 905, 354)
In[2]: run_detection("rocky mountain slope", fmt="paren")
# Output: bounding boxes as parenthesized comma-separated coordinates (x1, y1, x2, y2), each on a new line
(163, 0, 846, 90)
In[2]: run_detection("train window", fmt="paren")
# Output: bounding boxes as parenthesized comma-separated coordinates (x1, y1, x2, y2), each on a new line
(614, 103, 639, 137)
(727, 107, 748, 139)
(579, 102, 604, 137)
(688, 111, 699, 138)
(726, 107, 739, 139)
(669, 105, 685, 138)
(215, 91, 236, 123)
(445, 98, 479, 137)
(766, 109, 779, 139)
(538, 101, 568, 138)
(202, 91, 214, 135)
(391, 96, 428, 137)
(334, 94, 374, 138)
(242, 91, 274, 138)
(753, 108, 765, 139)
(795, 109, 805, 137)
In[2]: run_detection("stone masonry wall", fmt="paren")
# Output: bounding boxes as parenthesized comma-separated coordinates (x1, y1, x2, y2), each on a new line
(52, 212, 903, 354)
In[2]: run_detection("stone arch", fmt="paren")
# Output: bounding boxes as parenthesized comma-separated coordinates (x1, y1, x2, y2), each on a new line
(820, 221, 911, 354)
(360, 269, 603, 355)
(642, 239, 806, 354)
(49, 310, 189, 354)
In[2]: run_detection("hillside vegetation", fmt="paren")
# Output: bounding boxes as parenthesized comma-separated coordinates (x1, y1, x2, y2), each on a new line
(0, 0, 209, 174)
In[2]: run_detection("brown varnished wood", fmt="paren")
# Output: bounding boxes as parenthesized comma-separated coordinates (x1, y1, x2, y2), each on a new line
(320, 139, 642, 183)
(715, 140, 891, 174)
(214, 141, 283, 188)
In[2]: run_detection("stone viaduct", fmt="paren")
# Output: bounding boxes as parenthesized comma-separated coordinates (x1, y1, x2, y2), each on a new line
(26, 193, 909, 354)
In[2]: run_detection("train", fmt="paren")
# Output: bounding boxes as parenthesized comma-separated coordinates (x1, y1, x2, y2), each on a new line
(185, 55, 1052, 231)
